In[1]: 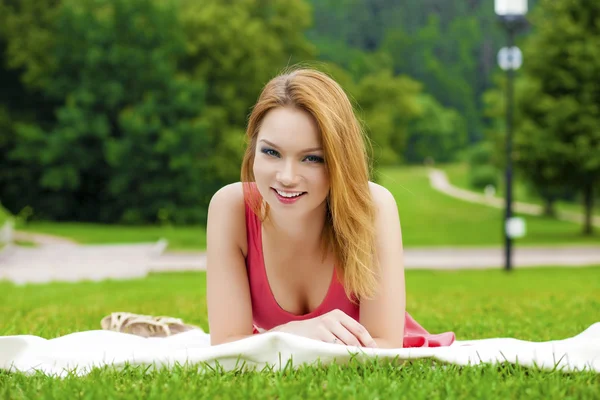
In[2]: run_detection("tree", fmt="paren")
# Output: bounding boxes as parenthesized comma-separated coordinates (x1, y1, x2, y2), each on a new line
(515, 0, 600, 235)
(353, 70, 422, 167)
(404, 94, 467, 164)
(0, 0, 316, 224)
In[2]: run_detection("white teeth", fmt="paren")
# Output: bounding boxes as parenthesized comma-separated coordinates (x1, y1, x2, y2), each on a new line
(276, 189, 303, 198)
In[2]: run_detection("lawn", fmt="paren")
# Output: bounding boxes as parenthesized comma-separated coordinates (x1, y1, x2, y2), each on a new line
(441, 163, 600, 218)
(1, 267, 599, 398)
(16, 222, 207, 252)
(379, 166, 599, 247)
(15, 165, 600, 250)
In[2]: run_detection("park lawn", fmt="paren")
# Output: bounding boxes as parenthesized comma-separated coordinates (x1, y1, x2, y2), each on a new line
(16, 165, 600, 250)
(441, 163, 600, 218)
(16, 222, 207, 252)
(379, 166, 600, 247)
(1, 267, 599, 399)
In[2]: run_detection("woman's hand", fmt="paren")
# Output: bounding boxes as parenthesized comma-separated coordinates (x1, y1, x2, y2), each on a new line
(272, 309, 378, 348)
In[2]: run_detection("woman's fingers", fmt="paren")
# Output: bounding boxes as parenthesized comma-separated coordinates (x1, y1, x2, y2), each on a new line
(339, 315, 377, 348)
(320, 309, 377, 348)
(327, 322, 362, 347)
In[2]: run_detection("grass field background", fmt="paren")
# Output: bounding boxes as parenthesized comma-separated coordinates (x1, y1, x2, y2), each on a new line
(379, 166, 598, 247)
(12, 165, 599, 251)
(1, 267, 599, 398)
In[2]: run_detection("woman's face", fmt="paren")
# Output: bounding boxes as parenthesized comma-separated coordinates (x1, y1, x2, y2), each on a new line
(253, 106, 330, 217)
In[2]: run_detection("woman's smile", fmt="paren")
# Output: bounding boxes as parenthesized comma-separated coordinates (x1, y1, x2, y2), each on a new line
(272, 188, 307, 204)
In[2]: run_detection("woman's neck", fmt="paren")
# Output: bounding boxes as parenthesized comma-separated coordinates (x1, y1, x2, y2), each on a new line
(263, 205, 328, 253)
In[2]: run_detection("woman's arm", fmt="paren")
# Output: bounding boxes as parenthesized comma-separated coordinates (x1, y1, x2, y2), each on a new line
(206, 183, 256, 345)
(359, 182, 407, 349)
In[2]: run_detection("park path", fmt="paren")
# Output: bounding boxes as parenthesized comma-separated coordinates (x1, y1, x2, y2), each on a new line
(428, 169, 600, 227)
(0, 172, 598, 284)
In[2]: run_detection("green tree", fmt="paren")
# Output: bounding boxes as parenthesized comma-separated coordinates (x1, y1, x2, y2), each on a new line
(0, 0, 63, 218)
(0, 0, 316, 224)
(485, 0, 600, 233)
(518, 0, 600, 234)
(353, 70, 422, 166)
(404, 94, 468, 164)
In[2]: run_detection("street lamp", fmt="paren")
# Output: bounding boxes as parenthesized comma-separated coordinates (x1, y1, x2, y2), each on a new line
(495, 0, 528, 272)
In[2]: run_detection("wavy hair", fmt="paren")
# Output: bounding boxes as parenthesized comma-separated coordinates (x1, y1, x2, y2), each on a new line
(241, 67, 378, 301)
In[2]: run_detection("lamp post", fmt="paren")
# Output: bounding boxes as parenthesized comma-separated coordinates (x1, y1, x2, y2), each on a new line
(495, 0, 528, 272)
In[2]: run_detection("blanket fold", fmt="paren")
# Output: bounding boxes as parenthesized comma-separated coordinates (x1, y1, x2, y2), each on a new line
(1, 323, 599, 377)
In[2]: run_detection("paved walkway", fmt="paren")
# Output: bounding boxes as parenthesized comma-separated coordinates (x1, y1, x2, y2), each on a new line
(0, 172, 598, 284)
(428, 169, 600, 227)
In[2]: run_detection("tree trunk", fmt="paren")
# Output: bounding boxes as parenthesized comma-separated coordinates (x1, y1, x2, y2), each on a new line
(583, 182, 594, 235)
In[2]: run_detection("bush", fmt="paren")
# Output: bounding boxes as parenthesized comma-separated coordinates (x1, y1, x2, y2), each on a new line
(469, 165, 499, 191)
(467, 141, 495, 167)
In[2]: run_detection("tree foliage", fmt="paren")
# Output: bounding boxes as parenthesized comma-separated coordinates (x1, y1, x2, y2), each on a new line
(0, 0, 314, 224)
(485, 0, 600, 233)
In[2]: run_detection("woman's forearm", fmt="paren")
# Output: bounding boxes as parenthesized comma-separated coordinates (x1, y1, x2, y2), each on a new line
(372, 337, 403, 349)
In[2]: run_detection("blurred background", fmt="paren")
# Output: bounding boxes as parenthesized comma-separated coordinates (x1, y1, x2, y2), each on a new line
(0, 0, 598, 278)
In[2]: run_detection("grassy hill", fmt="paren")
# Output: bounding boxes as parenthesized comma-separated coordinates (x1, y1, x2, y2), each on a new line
(379, 166, 598, 247)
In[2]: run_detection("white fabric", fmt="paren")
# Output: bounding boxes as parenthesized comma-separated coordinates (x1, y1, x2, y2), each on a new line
(1, 323, 599, 377)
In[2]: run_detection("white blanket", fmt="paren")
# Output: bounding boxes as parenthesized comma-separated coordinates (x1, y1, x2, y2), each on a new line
(1, 323, 599, 377)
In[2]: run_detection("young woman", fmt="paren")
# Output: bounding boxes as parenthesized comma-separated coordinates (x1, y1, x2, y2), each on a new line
(206, 68, 455, 349)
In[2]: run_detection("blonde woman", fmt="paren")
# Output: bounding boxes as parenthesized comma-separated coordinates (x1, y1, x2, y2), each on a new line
(206, 68, 455, 349)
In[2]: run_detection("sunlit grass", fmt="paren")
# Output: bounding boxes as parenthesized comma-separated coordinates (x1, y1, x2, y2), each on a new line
(16, 222, 206, 252)
(380, 166, 599, 247)
(1, 267, 599, 399)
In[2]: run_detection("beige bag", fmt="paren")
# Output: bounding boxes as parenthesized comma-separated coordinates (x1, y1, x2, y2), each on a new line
(101, 312, 202, 338)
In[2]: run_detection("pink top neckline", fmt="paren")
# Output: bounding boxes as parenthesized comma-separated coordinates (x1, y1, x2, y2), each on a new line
(257, 222, 338, 319)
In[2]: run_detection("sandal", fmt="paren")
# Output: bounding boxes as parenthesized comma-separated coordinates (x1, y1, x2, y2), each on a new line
(100, 312, 202, 338)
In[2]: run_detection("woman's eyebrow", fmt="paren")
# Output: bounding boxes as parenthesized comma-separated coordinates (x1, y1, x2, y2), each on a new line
(259, 139, 322, 153)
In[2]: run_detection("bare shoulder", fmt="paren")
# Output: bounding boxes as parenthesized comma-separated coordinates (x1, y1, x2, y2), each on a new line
(207, 182, 247, 254)
(210, 181, 245, 208)
(368, 181, 397, 210)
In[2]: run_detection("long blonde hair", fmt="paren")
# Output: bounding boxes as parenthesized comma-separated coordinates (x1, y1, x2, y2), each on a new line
(241, 67, 379, 301)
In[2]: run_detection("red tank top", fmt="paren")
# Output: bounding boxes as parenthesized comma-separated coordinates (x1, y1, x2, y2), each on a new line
(243, 184, 455, 348)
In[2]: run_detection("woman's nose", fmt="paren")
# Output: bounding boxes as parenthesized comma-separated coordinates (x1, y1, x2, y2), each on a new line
(276, 161, 299, 186)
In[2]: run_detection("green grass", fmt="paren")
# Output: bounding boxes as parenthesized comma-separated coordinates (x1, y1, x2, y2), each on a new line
(380, 166, 599, 247)
(17, 222, 207, 252)
(442, 163, 600, 218)
(1, 267, 599, 398)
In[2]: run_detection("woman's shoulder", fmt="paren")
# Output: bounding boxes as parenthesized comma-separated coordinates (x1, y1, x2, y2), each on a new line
(210, 182, 246, 209)
(208, 182, 248, 255)
(210, 181, 260, 212)
(368, 181, 396, 206)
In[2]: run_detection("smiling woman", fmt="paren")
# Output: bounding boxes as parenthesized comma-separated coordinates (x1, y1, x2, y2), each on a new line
(206, 67, 455, 349)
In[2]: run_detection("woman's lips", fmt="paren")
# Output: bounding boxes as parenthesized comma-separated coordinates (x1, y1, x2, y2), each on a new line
(272, 188, 306, 204)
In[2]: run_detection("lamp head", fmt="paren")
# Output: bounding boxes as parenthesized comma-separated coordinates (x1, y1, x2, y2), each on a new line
(495, 0, 528, 16)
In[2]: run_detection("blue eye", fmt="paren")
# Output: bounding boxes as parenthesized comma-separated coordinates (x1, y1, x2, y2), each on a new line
(261, 148, 280, 157)
(304, 155, 325, 163)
